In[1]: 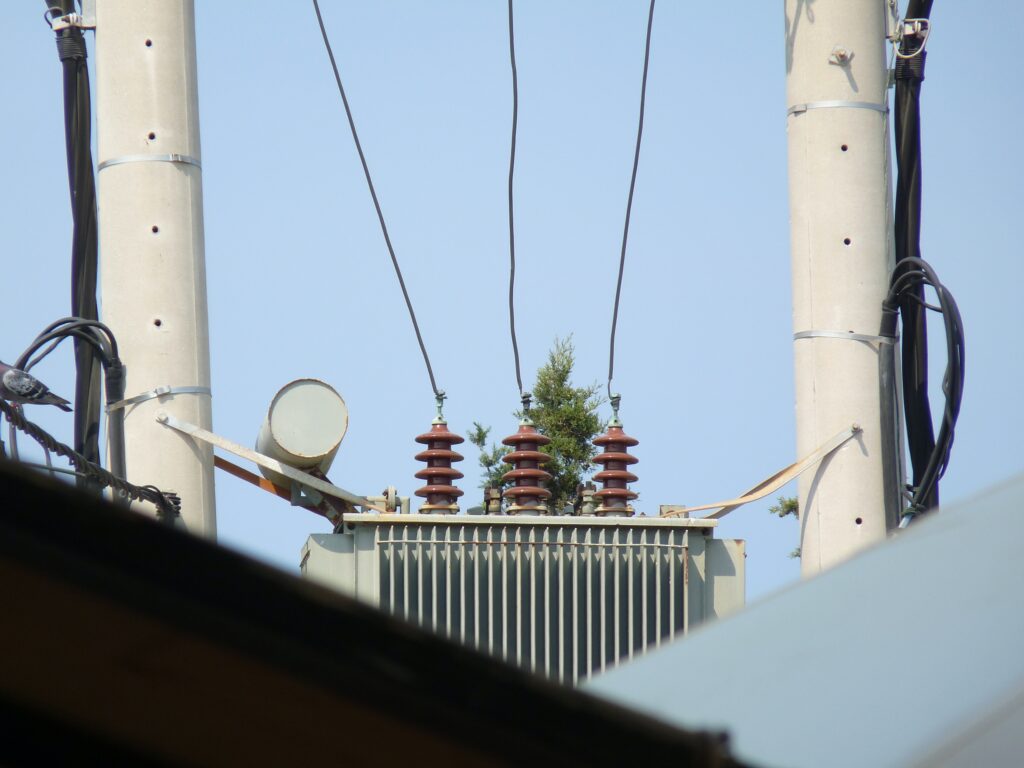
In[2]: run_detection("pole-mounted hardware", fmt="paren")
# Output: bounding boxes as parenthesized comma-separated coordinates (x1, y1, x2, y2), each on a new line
(893, 19, 930, 59)
(45, 1, 96, 31)
(156, 412, 380, 516)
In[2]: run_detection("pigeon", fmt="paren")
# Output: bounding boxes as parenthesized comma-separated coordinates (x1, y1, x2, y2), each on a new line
(0, 360, 72, 412)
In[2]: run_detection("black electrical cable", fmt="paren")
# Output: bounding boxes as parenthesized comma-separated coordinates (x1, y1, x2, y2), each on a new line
(34, 317, 119, 357)
(892, 0, 944, 515)
(312, 0, 441, 398)
(894, 14, 932, 507)
(16, 318, 119, 371)
(46, 0, 103, 484)
(607, 0, 656, 399)
(905, 1, 935, 22)
(507, 0, 524, 397)
(880, 257, 963, 524)
(22, 329, 109, 371)
(12, 319, 128, 481)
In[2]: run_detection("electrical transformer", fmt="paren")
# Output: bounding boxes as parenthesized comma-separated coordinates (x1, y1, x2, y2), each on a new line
(302, 513, 745, 684)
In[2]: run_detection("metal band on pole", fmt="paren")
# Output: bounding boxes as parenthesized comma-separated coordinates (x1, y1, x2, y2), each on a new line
(787, 100, 889, 117)
(97, 153, 202, 172)
(794, 330, 895, 344)
(106, 385, 212, 413)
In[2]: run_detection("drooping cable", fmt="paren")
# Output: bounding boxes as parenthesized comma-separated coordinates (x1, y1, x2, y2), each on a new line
(607, 0, 656, 399)
(880, 256, 963, 525)
(13, 318, 127, 481)
(507, 0, 523, 396)
(312, 0, 441, 397)
(17, 318, 119, 372)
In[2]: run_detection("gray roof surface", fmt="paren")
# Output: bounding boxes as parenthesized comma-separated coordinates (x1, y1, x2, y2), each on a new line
(588, 473, 1024, 768)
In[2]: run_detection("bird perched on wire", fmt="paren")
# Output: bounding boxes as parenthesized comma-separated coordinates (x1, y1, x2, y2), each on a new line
(0, 361, 72, 412)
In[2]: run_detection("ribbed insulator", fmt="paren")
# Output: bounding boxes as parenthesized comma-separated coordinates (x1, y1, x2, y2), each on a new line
(414, 421, 464, 513)
(592, 424, 638, 516)
(501, 423, 552, 515)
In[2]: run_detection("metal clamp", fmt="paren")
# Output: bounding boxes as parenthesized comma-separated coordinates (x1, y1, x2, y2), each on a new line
(794, 330, 895, 345)
(98, 153, 202, 172)
(787, 100, 888, 117)
(46, 1, 96, 31)
(107, 385, 211, 413)
(894, 19, 930, 60)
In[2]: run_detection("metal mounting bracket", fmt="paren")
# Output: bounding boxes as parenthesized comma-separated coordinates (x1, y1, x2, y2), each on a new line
(155, 412, 383, 512)
(291, 481, 323, 508)
(48, 1, 96, 31)
(828, 46, 854, 67)
(661, 425, 862, 519)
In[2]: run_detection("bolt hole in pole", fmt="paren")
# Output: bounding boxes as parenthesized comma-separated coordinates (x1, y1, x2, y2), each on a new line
(855, 517, 863, 525)
(841, 144, 849, 152)
(145, 39, 153, 47)
(151, 225, 159, 234)
(148, 132, 156, 141)
(843, 237, 852, 246)
(153, 319, 163, 327)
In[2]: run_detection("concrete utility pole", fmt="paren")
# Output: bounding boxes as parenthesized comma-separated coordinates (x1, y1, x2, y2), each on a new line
(96, 1, 216, 536)
(784, 0, 900, 574)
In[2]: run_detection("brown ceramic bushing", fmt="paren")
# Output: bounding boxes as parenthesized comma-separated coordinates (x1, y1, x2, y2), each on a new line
(501, 423, 552, 514)
(414, 421, 465, 513)
(592, 425, 638, 516)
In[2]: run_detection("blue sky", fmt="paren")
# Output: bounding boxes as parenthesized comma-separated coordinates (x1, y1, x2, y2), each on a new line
(2, 2, 1020, 601)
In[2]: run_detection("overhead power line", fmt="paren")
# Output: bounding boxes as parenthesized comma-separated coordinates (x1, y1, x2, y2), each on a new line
(607, 0, 656, 399)
(312, 0, 441, 398)
(506, 0, 523, 397)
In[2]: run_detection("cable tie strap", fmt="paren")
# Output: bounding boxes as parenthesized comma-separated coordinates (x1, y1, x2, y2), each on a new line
(894, 49, 926, 81)
(787, 100, 888, 117)
(879, 303, 900, 338)
(55, 33, 87, 62)
(97, 153, 202, 172)
(794, 330, 895, 345)
(107, 385, 211, 413)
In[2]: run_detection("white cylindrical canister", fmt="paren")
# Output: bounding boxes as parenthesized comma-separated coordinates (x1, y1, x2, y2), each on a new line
(256, 379, 348, 488)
